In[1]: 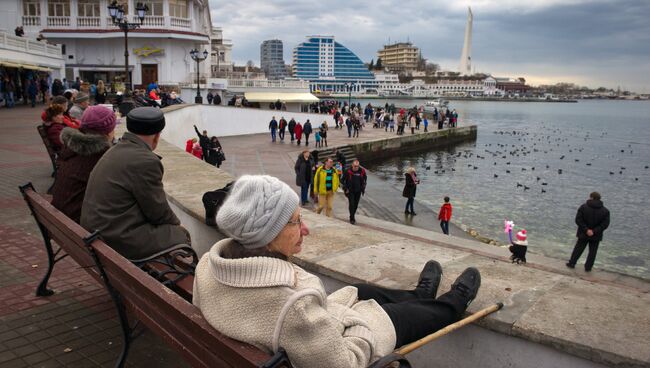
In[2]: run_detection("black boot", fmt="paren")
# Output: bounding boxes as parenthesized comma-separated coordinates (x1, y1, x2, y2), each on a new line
(448, 267, 481, 309)
(415, 260, 442, 298)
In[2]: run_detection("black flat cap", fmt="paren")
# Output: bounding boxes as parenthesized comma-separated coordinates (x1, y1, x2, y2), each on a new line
(126, 107, 166, 135)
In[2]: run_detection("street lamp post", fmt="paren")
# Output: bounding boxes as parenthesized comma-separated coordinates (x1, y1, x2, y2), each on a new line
(107, 1, 147, 93)
(190, 49, 209, 104)
(346, 82, 354, 114)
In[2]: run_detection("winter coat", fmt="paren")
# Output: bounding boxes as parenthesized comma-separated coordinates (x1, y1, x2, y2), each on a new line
(303, 122, 313, 135)
(192, 143, 203, 159)
(81, 132, 189, 260)
(313, 165, 340, 194)
(402, 172, 418, 198)
(194, 126, 211, 150)
(44, 121, 65, 153)
(294, 155, 314, 186)
(342, 167, 367, 194)
(41, 110, 81, 129)
(438, 203, 452, 222)
(575, 199, 610, 241)
(294, 123, 303, 139)
(185, 139, 194, 153)
(51, 128, 110, 223)
(269, 119, 278, 130)
(288, 119, 296, 133)
(279, 118, 287, 131)
(193, 239, 396, 368)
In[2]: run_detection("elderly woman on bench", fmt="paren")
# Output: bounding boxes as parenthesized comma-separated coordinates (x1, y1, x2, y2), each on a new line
(193, 175, 481, 368)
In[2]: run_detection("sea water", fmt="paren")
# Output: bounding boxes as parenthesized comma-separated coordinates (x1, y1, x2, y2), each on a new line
(360, 99, 650, 279)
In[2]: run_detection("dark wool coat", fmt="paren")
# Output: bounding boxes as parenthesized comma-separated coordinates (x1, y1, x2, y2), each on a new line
(81, 132, 189, 260)
(575, 199, 610, 241)
(294, 155, 314, 186)
(51, 128, 110, 223)
(402, 172, 417, 198)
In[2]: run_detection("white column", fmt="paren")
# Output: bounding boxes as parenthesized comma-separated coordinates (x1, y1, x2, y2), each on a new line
(40, 0, 47, 27)
(70, 0, 77, 28)
(100, 0, 107, 28)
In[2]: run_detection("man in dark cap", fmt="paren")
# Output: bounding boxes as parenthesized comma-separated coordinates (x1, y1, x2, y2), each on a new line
(81, 107, 191, 261)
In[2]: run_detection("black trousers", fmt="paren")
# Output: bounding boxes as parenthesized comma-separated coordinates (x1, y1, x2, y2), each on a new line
(355, 283, 464, 348)
(509, 244, 527, 262)
(348, 191, 362, 220)
(569, 238, 600, 270)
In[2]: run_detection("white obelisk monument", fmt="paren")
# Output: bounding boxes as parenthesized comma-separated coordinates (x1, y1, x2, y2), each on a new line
(459, 7, 473, 75)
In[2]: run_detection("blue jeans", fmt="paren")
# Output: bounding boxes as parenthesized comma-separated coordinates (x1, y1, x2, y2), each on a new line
(300, 183, 310, 204)
(271, 129, 276, 142)
(405, 197, 414, 213)
(5, 92, 15, 107)
(440, 221, 449, 235)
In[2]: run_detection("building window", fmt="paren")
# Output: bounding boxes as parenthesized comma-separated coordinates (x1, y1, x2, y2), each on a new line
(48, 0, 70, 17)
(142, 0, 163, 16)
(78, 0, 99, 17)
(23, 0, 41, 16)
(169, 0, 187, 18)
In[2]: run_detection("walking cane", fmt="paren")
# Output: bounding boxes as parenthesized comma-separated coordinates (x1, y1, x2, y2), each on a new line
(368, 302, 504, 368)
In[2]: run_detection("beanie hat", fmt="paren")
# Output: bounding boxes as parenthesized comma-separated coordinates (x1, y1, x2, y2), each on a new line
(80, 106, 116, 135)
(216, 175, 299, 249)
(515, 229, 528, 246)
(126, 107, 165, 135)
(75, 92, 89, 103)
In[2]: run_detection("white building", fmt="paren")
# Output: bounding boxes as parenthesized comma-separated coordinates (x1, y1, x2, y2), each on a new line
(2, 0, 212, 88)
(0, 30, 65, 79)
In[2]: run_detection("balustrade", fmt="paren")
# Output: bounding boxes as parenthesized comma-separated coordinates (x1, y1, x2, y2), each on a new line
(78, 17, 101, 27)
(22, 16, 41, 26)
(47, 16, 70, 27)
(170, 17, 191, 29)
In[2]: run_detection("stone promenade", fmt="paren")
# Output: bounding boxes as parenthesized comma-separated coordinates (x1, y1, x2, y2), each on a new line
(0, 106, 185, 367)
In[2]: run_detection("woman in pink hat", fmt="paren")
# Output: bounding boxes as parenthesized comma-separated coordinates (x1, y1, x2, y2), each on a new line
(51, 105, 116, 223)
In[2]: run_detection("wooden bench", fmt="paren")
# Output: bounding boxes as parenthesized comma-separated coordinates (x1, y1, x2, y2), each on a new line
(19, 183, 291, 368)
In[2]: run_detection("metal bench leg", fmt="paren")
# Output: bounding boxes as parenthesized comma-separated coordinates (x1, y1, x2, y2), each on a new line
(84, 231, 135, 368)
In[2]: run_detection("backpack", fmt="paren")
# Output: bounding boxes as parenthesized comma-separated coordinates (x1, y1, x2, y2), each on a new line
(202, 181, 235, 226)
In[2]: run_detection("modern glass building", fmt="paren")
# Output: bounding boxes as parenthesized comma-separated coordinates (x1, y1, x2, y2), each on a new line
(292, 35, 375, 93)
(260, 39, 288, 80)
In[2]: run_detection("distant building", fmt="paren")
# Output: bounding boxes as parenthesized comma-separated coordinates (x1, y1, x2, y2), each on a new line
(292, 35, 375, 93)
(377, 42, 420, 73)
(211, 27, 233, 76)
(495, 77, 530, 95)
(260, 39, 287, 80)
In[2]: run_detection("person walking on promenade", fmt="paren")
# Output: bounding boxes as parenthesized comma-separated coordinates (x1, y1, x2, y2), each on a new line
(269, 116, 278, 142)
(3, 77, 15, 108)
(353, 117, 361, 138)
(319, 123, 328, 147)
(409, 113, 416, 135)
(52, 106, 116, 223)
(314, 130, 321, 148)
(288, 117, 296, 142)
(438, 196, 452, 235)
(342, 160, 367, 224)
(193, 174, 483, 368)
(451, 109, 459, 127)
(28, 79, 38, 108)
(437, 108, 444, 130)
(278, 116, 287, 141)
(194, 125, 211, 160)
(566, 192, 610, 272)
(333, 148, 346, 170)
(423, 116, 429, 133)
(295, 121, 303, 145)
(81, 107, 191, 261)
(403, 167, 420, 215)
(345, 116, 353, 137)
(314, 158, 339, 217)
(39, 77, 49, 104)
(294, 150, 314, 206)
(205, 136, 225, 168)
(303, 119, 313, 146)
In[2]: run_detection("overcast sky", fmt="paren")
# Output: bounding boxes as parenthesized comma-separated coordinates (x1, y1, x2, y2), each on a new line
(209, 0, 650, 92)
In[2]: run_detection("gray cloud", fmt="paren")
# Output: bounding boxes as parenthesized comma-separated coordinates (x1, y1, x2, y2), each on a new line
(209, 0, 650, 91)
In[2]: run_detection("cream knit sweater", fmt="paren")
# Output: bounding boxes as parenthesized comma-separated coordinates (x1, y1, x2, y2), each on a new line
(193, 239, 396, 368)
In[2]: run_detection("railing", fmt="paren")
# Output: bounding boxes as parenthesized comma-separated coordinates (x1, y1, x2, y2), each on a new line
(227, 79, 311, 89)
(22, 16, 40, 26)
(78, 17, 101, 27)
(139, 15, 165, 27)
(47, 16, 70, 27)
(0, 31, 63, 59)
(170, 17, 191, 29)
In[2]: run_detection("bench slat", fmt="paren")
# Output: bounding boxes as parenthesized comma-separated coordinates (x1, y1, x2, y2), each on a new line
(91, 240, 271, 367)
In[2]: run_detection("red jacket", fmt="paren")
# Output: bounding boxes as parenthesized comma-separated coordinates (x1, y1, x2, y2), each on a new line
(41, 110, 80, 129)
(438, 203, 452, 221)
(185, 139, 194, 153)
(192, 144, 203, 159)
(294, 123, 303, 138)
(44, 122, 65, 152)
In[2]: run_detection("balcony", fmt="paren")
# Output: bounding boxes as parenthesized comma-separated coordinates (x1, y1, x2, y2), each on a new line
(22, 16, 40, 26)
(47, 16, 70, 27)
(78, 17, 101, 27)
(31, 15, 192, 31)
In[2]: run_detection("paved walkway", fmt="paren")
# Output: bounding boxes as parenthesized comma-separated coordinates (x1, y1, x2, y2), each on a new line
(0, 106, 185, 367)
(217, 121, 472, 239)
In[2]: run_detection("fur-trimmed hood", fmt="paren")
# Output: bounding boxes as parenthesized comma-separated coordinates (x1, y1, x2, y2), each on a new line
(59, 127, 110, 156)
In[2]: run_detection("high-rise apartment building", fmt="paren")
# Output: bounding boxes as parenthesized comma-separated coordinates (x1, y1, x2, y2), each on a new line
(292, 35, 374, 82)
(377, 42, 420, 73)
(260, 39, 287, 80)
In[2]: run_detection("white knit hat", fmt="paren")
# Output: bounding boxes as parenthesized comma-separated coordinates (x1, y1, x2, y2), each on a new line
(514, 229, 528, 246)
(216, 175, 299, 249)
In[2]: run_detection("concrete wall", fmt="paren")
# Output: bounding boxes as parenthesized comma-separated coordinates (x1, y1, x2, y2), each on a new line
(161, 104, 335, 149)
(353, 125, 477, 161)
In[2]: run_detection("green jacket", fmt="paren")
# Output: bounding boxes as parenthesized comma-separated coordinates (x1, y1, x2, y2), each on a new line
(313, 165, 340, 195)
(81, 132, 189, 260)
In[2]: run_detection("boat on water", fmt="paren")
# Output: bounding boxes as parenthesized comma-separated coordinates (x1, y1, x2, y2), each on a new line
(425, 99, 449, 108)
